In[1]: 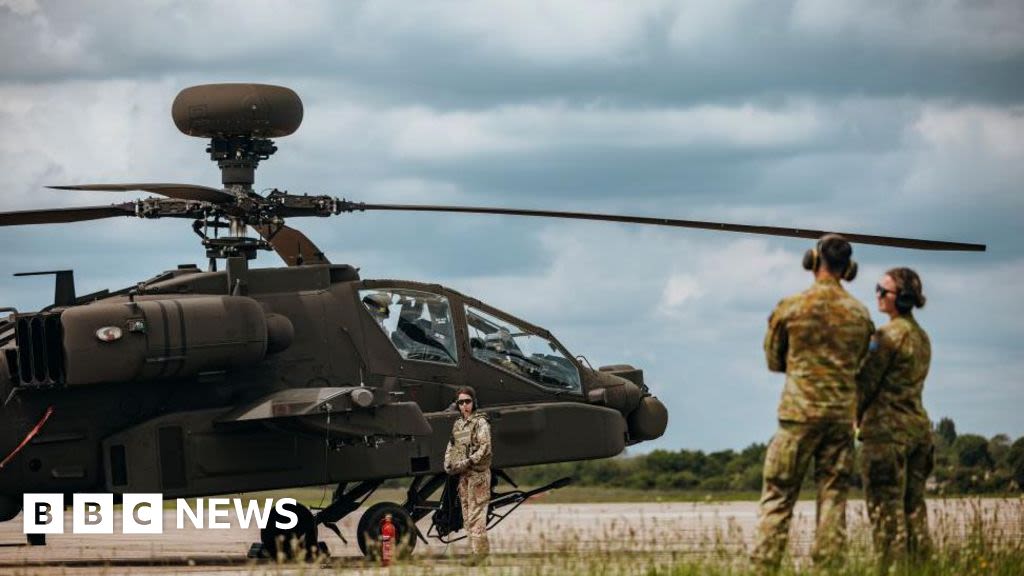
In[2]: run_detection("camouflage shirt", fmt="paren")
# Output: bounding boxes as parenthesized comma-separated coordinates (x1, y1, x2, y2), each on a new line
(856, 315, 932, 444)
(443, 412, 492, 474)
(765, 277, 874, 423)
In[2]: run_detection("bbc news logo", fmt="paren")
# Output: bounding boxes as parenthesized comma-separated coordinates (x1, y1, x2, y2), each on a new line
(23, 494, 299, 534)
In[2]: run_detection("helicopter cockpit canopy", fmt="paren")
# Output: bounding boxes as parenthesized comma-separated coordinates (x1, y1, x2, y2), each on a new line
(358, 286, 582, 393)
(466, 306, 582, 394)
(359, 288, 458, 365)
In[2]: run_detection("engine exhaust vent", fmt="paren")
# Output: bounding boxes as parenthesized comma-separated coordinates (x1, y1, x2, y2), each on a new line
(14, 312, 65, 387)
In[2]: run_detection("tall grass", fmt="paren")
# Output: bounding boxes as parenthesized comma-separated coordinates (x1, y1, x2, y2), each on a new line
(359, 497, 1024, 575)
(7, 497, 1020, 575)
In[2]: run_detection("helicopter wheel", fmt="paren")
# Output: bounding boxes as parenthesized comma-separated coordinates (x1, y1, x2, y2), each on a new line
(260, 500, 317, 561)
(27, 533, 46, 546)
(356, 501, 417, 560)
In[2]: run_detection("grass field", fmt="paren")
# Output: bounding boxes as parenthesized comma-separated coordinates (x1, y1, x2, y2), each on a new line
(227, 484, 1014, 506)
(341, 497, 1024, 575)
(244, 496, 1024, 575)
(218, 488, 1024, 575)
(5, 494, 1022, 574)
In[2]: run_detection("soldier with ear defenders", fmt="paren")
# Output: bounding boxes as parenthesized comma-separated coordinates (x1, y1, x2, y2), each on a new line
(802, 236, 859, 282)
(443, 386, 492, 563)
(856, 267, 933, 569)
(752, 234, 875, 570)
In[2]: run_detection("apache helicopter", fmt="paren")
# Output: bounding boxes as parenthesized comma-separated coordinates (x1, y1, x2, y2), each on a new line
(0, 84, 985, 558)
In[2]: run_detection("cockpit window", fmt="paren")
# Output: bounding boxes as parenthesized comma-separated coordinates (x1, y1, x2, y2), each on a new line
(465, 306, 581, 393)
(360, 288, 458, 365)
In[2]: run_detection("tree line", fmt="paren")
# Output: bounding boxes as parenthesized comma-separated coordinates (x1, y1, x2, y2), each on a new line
(512, 418, 1024, 495)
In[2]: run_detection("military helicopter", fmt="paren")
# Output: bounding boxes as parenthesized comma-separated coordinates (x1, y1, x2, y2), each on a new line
(0, 84, 985, 559)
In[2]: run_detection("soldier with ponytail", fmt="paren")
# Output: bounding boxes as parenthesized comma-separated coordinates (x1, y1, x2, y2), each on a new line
(857, 266, 933, 569)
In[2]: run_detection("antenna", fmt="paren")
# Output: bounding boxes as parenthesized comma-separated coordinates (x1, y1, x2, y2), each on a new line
(13, 270, 76, 307)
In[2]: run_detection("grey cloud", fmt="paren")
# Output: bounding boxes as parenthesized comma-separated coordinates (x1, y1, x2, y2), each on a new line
(2, 1, 1022, 107)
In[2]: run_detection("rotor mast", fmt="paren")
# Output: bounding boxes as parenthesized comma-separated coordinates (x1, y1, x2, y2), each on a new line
(203, 135, 278, 266)
(207, 135, 278, 189)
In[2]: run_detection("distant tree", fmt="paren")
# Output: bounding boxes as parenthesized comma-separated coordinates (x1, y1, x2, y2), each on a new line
(936, 417, 957, 446)
(511, 427, 1015, 495)
(1008, 437, 1024, 488)
(707, 450, 735, 477)
(954, 434, 994, 469)
(739, 443, 767, 464)
(665, 470, 700, 490)
(735, 465, 763, 491)
(951, 467, 985, 494)
(989, 434, 1011, 466)
(699, 475, 731, 491)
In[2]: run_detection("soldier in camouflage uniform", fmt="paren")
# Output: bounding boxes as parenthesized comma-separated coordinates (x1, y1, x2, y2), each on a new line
(752, 235, 874, 570)
(857, 268, 933, 569)
(443, 386, 492, 561)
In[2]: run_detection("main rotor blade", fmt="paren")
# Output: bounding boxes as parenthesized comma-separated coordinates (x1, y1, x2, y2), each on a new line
(252, 224, 330, 266)
(0, 204, 136, 226)
(348, 203, 986, 252)
(49, 183, 233, 204)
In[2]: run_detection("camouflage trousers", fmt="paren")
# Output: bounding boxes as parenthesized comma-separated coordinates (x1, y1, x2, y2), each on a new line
(861, 438, 934, 568)
(458, 468, 491, 557)
(751, 421, 854, 570)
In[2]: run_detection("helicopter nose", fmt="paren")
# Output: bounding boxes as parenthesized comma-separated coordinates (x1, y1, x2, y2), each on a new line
(585, 364, 668, 443)
(585, 368, 642, 413)
(627, 395, 668, 443)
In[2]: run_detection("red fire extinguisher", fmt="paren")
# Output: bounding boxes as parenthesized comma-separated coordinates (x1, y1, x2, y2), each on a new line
(380, 513, 395, 566)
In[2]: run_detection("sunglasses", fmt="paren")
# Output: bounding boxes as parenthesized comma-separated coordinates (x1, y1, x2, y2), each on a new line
(875, 284, 895, 298)
(457, 398, 473, 406)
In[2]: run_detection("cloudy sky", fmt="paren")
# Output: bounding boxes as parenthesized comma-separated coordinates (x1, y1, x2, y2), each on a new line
(1, 0, 1021, 451)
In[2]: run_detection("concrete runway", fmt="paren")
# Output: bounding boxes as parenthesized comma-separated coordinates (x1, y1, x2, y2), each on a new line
(0, 499, 1020, 574)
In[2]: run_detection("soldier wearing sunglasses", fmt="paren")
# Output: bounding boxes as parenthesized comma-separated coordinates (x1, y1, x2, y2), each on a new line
(443, 386, 492, 562)
(857, 268, 933, 569)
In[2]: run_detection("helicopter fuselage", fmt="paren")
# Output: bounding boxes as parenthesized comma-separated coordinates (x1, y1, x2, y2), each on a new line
(0, 262, 665, 520)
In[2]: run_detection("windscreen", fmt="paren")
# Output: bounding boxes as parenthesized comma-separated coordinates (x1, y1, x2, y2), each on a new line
(465, 305, 581, 393)
(360, 288, 458, 365)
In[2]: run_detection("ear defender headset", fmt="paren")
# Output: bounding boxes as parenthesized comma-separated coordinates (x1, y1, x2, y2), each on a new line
(802, 234, 858, 281)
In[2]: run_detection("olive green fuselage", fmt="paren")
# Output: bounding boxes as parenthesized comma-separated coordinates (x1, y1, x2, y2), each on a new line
(0, 263, 663, 512)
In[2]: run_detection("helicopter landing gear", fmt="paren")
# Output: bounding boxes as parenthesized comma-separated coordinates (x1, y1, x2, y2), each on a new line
(311, 479, 383, 546)
(315, 477, 438, 560)
(26, 533, 45, 546)
(259, 500, 318, 561)
(356, 501, 416, 559)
